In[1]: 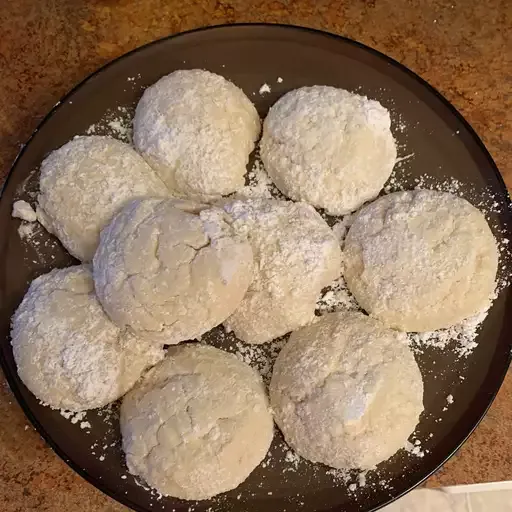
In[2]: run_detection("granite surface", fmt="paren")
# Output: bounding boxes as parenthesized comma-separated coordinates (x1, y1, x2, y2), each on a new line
(0, 0, 511, 510)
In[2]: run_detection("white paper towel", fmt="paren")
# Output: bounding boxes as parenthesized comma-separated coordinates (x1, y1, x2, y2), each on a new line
(382, 483, 512, 512)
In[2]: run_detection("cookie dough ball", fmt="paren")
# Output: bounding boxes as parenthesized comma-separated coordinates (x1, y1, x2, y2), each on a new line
(260, 86, 397, 215)
(11, 266, 163, 411)
(223, 199, 342, 344)
(344, 190, 498, 332)
(121, 344, 273, 500)
(37, 135, 168, 262)
(133, 69, 260, 202)
(270, 311, 424, 470)
(93, 198, 254, 344)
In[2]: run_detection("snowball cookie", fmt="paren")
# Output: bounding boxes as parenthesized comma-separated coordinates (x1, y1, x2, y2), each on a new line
(93, 198, 254, 344)
(11, 266, 164, 411)
(222, 199, 342, 344)
(37, 135, 168, 262)
(121, 343, 273, 500)
(260, 86, 397, 215)
(270, 311, 424, 470)
(344, 190, 499, 332)
(133, 69, 260, 201)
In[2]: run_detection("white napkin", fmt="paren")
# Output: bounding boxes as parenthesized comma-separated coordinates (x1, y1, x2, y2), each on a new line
(382, 484, 512, 512)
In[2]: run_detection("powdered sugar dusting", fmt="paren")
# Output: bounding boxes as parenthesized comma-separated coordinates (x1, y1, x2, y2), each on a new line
(232, 337, 287, 385)
(316, 277, 359, 314)
(237, 155, 280, 199)
(284, 449, 301, 470)
(85, 106, 133, 143)
(16, 219, 60, 264)
(409, 308, 489, 357)
(17, 222, 37, 241)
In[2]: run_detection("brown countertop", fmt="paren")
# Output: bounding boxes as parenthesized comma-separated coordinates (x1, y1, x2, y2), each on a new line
(1, 0, 511, 510)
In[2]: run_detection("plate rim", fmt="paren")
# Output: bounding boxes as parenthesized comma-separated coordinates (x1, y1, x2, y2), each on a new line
(1, 22, 511, 512)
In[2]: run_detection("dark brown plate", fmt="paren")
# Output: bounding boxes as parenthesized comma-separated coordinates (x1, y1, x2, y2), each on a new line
(0, 24, 511, 512)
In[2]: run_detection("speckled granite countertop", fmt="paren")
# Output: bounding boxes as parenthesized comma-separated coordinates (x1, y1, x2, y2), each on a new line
(1, 1, 511, 510)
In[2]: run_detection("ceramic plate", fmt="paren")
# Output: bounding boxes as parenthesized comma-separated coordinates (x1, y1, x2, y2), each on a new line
(1, 24, 511, 512)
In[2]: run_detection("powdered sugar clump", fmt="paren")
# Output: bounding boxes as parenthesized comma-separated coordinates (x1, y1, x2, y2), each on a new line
(60, 409, 90, 427)
(259, 83, 271, 95)
(404, 440, 425, 458)
(284, 449, 301, 470)
(12, 200, 37, 222)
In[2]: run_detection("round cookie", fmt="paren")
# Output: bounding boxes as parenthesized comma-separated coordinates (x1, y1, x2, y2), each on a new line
(222, 199, 342, 344)
(11, 266, 163, 411)
(344, 190, 498, 332)
(121, 344, 273, 500)
(93, 198, 254, 344)
(133, 69, 260, 201)
(260, 86, 397, 215)
(270, 311, 424, 470)
(37, 135, 168, 262)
